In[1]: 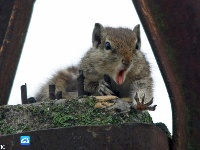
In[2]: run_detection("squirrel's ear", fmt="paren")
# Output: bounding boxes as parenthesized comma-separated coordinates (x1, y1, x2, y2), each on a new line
(92, 23, 104, 48)
(133, 24, 141, 51)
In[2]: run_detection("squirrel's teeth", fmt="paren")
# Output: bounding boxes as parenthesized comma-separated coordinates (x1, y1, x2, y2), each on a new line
(116, 70, 125, 84)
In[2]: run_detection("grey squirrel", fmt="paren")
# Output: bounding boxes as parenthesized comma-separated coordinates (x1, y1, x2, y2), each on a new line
(35, 23, 156, 111)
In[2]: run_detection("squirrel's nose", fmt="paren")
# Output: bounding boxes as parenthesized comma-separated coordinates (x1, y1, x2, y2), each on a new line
(122, 59, 132, 66)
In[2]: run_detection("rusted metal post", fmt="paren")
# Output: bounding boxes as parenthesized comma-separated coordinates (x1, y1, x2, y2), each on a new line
(56, 91, 62, 100)
(21, 83, 28, 104)
(49, 84, 56, 100)
(0, 0, 35, 105)
(132, 0, 200, 149)
(77, 70, 85, 96)
(27, 97, 36, 103)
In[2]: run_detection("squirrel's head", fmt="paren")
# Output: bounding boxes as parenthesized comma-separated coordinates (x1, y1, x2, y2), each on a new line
(92, 23, 141, 85)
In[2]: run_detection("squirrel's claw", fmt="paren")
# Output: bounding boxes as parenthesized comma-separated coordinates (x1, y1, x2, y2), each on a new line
(133, 92, 157, 111)
(98, 79, 114, 95)
(144, 97, 154, 106)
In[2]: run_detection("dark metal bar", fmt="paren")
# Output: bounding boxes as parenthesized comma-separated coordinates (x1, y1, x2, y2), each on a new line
(0, 123, 171, 149)
(49, 84, 56, 100)
(132, 0, 200, 149)
(56, 91, 62, 100)
(21, 83, 28, 104)
(77, 70, 85, 96)
(27, 97, 36, 103)
(0, 0, 35, 105)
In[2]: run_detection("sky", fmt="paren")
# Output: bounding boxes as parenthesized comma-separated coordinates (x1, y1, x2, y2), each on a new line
(8, 0, 172, 133)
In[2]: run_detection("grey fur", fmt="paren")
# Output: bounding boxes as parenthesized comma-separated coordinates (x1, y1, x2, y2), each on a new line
(35, 23, 153, 107)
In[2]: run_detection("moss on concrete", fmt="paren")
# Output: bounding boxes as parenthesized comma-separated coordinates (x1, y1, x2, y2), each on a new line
(0, 96, 155, 136)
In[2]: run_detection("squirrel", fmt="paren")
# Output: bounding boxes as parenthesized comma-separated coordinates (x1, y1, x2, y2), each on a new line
(35, 23, 156, 111)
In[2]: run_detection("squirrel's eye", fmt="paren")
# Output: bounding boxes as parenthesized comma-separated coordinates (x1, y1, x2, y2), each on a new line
(105, 42, 112, 50)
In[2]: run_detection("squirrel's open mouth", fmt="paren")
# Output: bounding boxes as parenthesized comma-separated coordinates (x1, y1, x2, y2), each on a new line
(116, 69, 126, 84)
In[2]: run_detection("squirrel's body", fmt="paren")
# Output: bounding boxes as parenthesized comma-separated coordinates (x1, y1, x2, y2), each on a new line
(35, 23, 153, 108)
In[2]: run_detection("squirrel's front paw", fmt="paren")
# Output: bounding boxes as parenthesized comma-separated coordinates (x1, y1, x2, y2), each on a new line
(132, 92, 157, 111)
(98, 79, 114, 95)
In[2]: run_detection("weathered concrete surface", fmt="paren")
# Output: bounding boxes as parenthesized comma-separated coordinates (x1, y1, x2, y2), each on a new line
(132, 0, 200, 149)
(0, 123, 171, 150)
(0, 0, 35, 105)
(0, 97, 154, 136)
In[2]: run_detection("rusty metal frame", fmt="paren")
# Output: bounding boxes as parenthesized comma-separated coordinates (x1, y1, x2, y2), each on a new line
(132, 0, 200, 149)
(0, 0, 35, 105)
